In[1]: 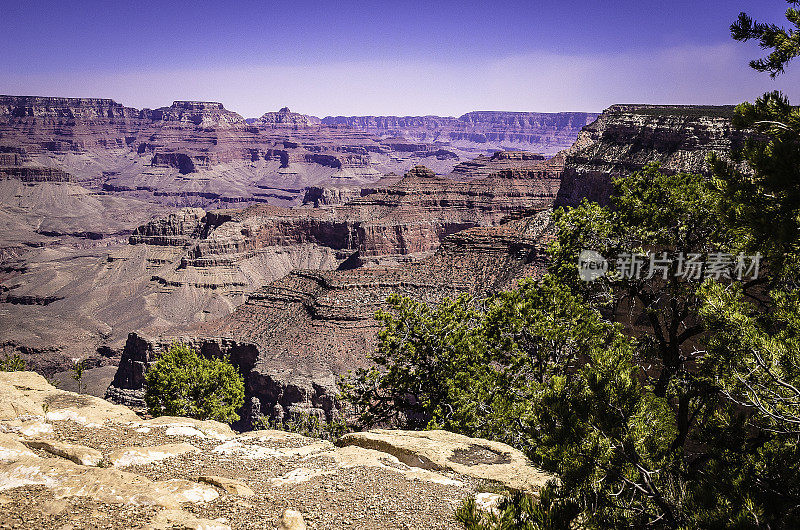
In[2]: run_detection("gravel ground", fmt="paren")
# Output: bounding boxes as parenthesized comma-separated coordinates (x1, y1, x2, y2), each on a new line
(2, 418, 484, 529)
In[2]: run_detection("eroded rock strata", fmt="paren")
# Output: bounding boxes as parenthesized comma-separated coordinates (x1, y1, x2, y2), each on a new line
(1, 161, 561, 375)
(322, 111, 599, 156)
(1, 100, 754, 423)
(0, 95, 594, 209)
(107, 212, 555, 428)
(557, 104, 749, 206)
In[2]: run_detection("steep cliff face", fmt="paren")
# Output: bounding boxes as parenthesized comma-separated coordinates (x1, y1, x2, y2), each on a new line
(182, 162, 562, 270)
(127, 208, 210, 246)
(146, 162, 562, 294)
(448, 150, 550, 180)
(0, 166, 73, 182)
(322, 115, 458, 129)
(458, 111, 595, 129)
(0, 97, 378, 207)
(106, 212, 555, 428)
(0, 97, 143, 189)
(556, 104, 748, 206)
(301, 184, 365, 206)
(0, 96, 138, 119)
(143, 100, 245, 127)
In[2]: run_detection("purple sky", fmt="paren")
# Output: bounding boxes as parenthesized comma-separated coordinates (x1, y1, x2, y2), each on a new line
(2, 0, 799, 117)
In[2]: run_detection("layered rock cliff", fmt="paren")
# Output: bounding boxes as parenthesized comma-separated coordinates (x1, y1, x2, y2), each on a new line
(448, 150, 551, 180)
(107, 211, 555, 429)
(3, 99, 756, 419)
(556, 104, 748, 206)
(128, 162, 563, 301)
(1, 158, 561, 376)
(250, 107, 322, 127)
(322, 111, 599, 156)
(103, 104, 757, 428)
(0, 95, 594, 209)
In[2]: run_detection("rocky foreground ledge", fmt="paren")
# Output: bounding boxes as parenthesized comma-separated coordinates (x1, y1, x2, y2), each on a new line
(0, 372, 553, 529)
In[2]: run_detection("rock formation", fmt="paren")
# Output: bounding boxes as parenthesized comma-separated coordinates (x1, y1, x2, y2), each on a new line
(2, 99, 756, 431)
(0, 370, 553, 529)
(556, 104, 749, 206)
(322, 111, 599, 156)
(250, 107, 322, 128)
(107, 211, 555, 428)
(1, 158, 561, 378)
(0, 95, 593, 209)
(448, 150, 556, 181)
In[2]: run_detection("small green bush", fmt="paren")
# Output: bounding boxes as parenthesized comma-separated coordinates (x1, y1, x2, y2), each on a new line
(70, 358, 86, 393)
(144, 343, 244, 424)
(254, 411, 349, 441)
(0, 353, 25, 372)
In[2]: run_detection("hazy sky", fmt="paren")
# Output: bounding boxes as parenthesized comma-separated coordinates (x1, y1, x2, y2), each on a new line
(2, 0, 799, 117)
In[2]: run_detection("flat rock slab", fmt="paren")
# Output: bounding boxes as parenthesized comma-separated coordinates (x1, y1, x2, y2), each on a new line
(141, 416, 236, 440)
(151, 509, 232, 530)
(198, 475, 255, 497)
(0, 455, 216, 508)
(329, 445, 463, 486)
(150, 478, 219, 504)
(337, 429, 555, 493)
(213, 438, 332, 460)
(0, 371, 139, 427)
(150, 510, 231, 530)
(23, 438, 103, 466)
(109, 443, 200, 467)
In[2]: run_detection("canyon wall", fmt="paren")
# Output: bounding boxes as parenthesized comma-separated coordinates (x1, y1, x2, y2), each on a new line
(322, 111, 599, 156)
(1, 160, 562, 376)
(103, 104, 752, 427)
(1, 98, 753, 426)
(0, 95, 593, 209)
(107, 212, 555, 429)
(556, 104, 748, 206)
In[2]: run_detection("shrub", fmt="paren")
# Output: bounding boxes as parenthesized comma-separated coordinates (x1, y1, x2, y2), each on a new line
(144, 343, 244, 424)
(70, 358, 86, 393)
(253, 411, 349, 441)
(0, 353, 25, 372)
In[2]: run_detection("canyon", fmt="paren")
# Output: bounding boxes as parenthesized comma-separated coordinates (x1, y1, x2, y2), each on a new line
(0, 97, 750, 431)
(0, 95, 574, 378)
